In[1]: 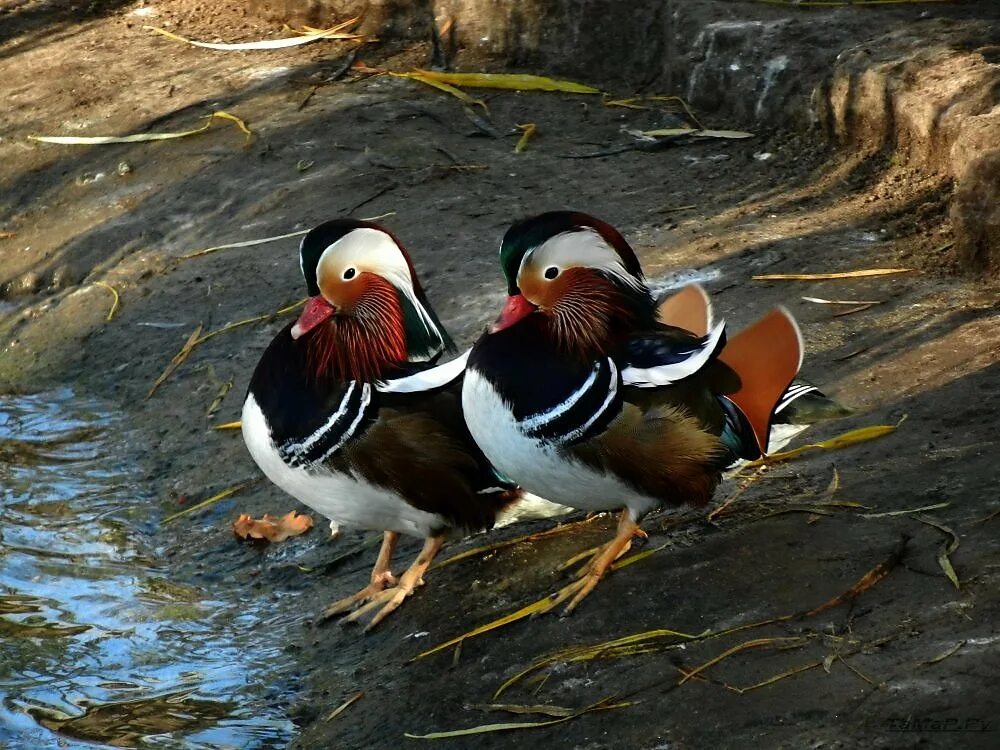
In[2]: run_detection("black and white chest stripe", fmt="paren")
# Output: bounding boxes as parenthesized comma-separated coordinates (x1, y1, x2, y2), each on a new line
(515, 357, 622, 446)
(278, 381, 375, 468)
(274, 355, 467, 469)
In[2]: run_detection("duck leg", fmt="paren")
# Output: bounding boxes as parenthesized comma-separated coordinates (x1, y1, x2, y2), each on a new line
(342, 535, 446, 631)
(545, 511, 642, 616)
(320, 531, 399, 621)
(559, 513, 647, 577)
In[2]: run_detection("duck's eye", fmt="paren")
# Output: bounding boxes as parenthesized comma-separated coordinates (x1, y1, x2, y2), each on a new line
(343, 267, 357, 280)
(544, 266, 559, 280)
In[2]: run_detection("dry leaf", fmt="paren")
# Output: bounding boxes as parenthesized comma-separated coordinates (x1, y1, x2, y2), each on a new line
(233, 511, 314, 542)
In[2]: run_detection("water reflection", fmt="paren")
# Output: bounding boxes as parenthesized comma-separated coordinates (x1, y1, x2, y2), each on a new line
(0, 389, 295, 748)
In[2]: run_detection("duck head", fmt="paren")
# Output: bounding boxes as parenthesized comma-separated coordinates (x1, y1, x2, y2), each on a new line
(491, 211, 655, 357)
(293, 219, 452, 381)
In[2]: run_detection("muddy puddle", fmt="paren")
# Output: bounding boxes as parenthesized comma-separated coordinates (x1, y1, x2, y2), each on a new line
(0, 390, 296, 748)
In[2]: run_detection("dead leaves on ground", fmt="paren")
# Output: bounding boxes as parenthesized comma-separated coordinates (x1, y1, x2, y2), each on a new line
(233, 511, 314, 543)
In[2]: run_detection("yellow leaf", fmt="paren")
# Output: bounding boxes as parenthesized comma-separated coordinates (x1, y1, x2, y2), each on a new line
(514, 123, 537, 153)
(409, 70, 600, 94)
(213, 421, 242, 431)
(753, 420, 903, 465)
(390, 72, 487, 110)
(30, 111, 251, 145)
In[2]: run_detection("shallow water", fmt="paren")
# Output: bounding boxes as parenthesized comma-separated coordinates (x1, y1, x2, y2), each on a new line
(0, 390, 296, 749)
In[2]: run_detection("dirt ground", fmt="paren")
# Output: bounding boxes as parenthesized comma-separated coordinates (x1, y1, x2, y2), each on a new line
(2, 1, 1000, 748)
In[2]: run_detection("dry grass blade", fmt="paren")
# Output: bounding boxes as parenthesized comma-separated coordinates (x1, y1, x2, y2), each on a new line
(641, 128, 753, 139)
(755, 0, 954, 6)
(604, 97, 648, 110)
(495, 627, 701, 698)
(753, 268, 913, 281)
(915, 515, 961, 589)
(832, 303, 879, 317)
(645, 95, 704, 128)
(678, 637, 807, 685)
(143, 21, 363, 50)
(212, 421, 242, 430)
(431, 516, 600, 571)
(181, 229, 309, 260)
(863, 502, 949, 518)
(751, 419, 903, 465)
(162, 479, 258, 523)
(729, 660, 825, 694)
(147, 324, 203, 399)
(404, 697, 628, 739)
(411, 596, 557, 662)
(146, 301, 304, 398)
(610, 542, 668, 571)
(802, 296, 882, 305)
(514, 123, 537, 153)
(206, 379, 233, 417)
(803, 535, 908, 617)
(194, 298, 306, 346)
(180, 213, 394, 260)
(0, 231, 15, 239)
(708, 465, 767, 520)
(325, 691, 363, 722)
(921, 640, 964, 665)
(407, 70, 601, 94)
(30, 111, 251, 145)
(94, 281, 120, 321)
(467, 703, 576, 718)
(415, 540, 667, 661)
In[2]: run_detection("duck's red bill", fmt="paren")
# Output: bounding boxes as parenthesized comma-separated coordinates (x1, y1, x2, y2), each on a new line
(490, 294, 536, 333)
(291, 296, 335, 339)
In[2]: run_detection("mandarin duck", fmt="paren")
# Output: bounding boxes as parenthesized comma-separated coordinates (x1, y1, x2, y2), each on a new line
(242, 219, 518, 630)
(462, 211, 816, 614)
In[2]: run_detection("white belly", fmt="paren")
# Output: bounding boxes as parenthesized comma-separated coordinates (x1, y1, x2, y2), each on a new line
(462, 369, 659, 518)
(241, 394, 445, 538)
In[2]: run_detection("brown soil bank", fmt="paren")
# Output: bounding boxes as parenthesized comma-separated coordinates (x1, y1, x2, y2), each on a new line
(2, 1, 1000, 748)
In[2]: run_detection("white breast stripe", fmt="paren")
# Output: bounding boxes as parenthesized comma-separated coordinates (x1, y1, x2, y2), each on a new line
(297, 381, 357, 453)
(319, 383, 372, 461)
(561, 360, 619, 443)
(377, 350, 470, 393)
(519, 362, 602, 431)
(774, 384, 818, 414)
(622, 319, 726, 388)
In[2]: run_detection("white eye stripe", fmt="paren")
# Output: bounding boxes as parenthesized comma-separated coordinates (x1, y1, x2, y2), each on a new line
(519, 228, 642, 292)
(315, 228, 445, 356)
